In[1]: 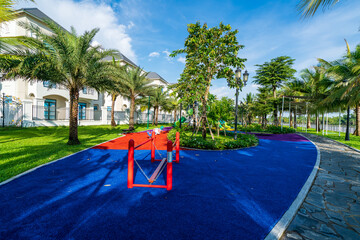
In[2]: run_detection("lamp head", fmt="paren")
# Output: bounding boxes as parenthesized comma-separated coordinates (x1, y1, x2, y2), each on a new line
(243, 70, 249, 86)
(235, 67, 241, 79)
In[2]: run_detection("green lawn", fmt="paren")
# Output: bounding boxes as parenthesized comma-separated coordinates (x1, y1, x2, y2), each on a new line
(297, 127, 360, 150)
(0, 124, 170, 183)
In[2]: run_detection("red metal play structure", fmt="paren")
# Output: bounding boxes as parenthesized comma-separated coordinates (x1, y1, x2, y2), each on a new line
(128, 131, 180, 190)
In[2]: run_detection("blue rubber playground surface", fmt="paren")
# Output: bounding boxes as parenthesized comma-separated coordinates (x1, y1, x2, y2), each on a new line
(0, 133, 317, 240)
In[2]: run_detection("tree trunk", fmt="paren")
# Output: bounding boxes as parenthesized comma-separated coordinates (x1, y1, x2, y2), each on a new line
(290, 109, 293, 127)
(248, 115, 252, 125)
(152, 107, 155, 125)
(279, 111, 282, 126)
(217, 122, 220, 136)
(174, 108, 177, 124)
(111, 94, 117, 127)
(307, 113, 311, 129)
(273, 86, 278, 126)
(294, 110, 297, 129)
(264, 114, 267, 127)
(353, 104, 360, 136)
(68, 87, 80, 145)
(316, 113, 320, 131)
(155, 107, 159, 126)
(129, 96, 135, 130)
(321, 113, 324, 131)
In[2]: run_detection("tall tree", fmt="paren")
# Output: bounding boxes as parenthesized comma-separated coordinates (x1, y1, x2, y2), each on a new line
(244, 93, 255, 125)
(171, 22, 246, 139)
(253, 56, 296, 126)
(254, 87, 274, 127)
(117, 68, 154, 130)
(0, 21, 117, 145)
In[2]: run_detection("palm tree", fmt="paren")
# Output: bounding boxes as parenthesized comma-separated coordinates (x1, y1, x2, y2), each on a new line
(0, 1, 34, 22)
(0, 1, 35, 53)
(150, 87, 170, 126)
(297, 0, 340, 18)
(118, 67, 154, 130)
(281, 80, 304, 127)
(164, 97, 179, 124)
(319, 42, 360, 136)
(108, 58, 127, 127)
(298, 67, 333, 131)
(0, 21, 118, 145)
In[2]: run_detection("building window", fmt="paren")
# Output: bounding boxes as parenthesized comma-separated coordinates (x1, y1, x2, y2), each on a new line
(88, 88, 94, 95)
(44, 99, 56, 120)
(43, 81, 56, 88)
(78, 103, 86, 120)
(107, 106, 111, 111)
(94, 105, 98, 111)
(82, 87, 87, 94)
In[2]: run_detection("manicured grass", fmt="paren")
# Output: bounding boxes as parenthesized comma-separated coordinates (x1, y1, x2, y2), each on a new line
(0, 124, 170, 183)
(297, 127, 360, 150)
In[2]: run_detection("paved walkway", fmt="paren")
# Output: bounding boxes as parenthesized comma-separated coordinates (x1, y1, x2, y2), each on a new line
(282, 133, 360, 240)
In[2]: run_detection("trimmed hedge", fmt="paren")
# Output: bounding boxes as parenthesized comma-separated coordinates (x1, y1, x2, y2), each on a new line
(167, 128, 258, 150)
(238, 124, 296, 134)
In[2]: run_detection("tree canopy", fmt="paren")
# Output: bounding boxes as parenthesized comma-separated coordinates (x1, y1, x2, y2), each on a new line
(171, 21, 246, 139)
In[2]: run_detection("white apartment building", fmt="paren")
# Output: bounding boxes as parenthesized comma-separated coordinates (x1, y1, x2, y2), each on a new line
(0, 8, 172, 127)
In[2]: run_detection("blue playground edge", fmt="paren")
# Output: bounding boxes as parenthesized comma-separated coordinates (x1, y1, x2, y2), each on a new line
(0, 135, 317, 239)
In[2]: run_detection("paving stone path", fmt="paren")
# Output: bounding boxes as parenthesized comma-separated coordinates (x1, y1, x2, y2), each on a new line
(281, 133, 360, 240)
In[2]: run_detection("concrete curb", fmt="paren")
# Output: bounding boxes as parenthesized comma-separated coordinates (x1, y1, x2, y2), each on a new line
(0, 135, 123, 186)
(264, 133, 321, 240)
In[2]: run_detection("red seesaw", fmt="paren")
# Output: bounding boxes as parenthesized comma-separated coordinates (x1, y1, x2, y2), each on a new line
(128, 131, 180, 190)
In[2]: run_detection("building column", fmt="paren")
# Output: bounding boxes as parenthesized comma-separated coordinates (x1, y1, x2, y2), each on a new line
(101, 106, 107, 124)
(65, 101, 70, 120)
(34, 98, 44, 120)
(22, 99, 33, 123)
(86, 107, 94, 120)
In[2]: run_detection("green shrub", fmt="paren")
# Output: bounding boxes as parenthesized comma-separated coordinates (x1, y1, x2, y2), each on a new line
(167, 128, 258, 150)
(237, 124, 296, 134)
(265, 125, 296, 134)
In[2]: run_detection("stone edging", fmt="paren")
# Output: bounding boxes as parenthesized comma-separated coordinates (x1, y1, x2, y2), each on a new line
(264, 133, 321, 240)
(320, 135, 360, 154)
(0, 136, 123, 186)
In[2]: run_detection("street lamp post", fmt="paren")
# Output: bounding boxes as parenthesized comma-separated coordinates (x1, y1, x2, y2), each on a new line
(147, 96, 150, 129)
(234, 68, 249, 140)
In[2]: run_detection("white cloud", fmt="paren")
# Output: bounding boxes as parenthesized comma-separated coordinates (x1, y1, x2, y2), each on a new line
(127, 21, 135, 29)
(211, 86, 231, 99)
(163, 50, 172, 62)
(17, 0, 137, 63)
(177, 56, 186, 64)
(149, 52, 160, 57)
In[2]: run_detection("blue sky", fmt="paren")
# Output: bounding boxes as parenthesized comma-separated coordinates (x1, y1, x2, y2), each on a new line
(17, 0, 360, 101)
